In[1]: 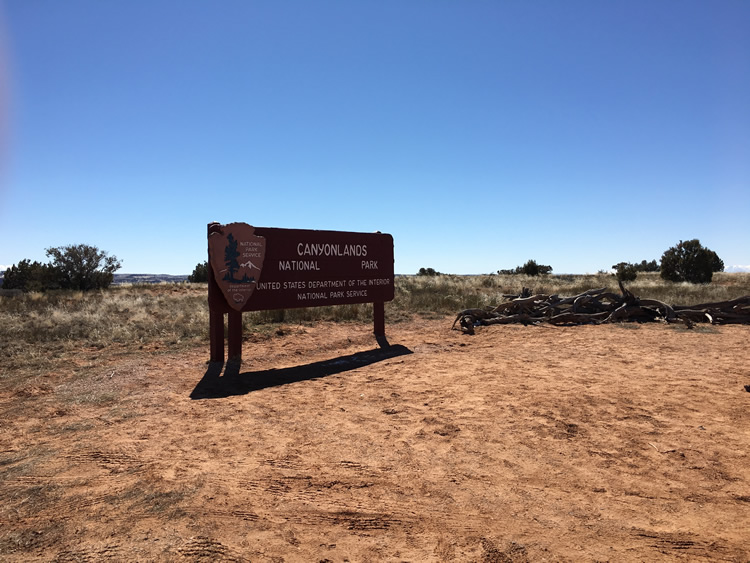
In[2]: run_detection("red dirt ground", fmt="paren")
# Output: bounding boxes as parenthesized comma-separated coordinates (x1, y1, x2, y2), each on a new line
(1, 317, 749, 561)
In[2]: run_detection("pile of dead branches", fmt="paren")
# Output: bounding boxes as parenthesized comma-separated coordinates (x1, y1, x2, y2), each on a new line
(453, 282, 750, 333)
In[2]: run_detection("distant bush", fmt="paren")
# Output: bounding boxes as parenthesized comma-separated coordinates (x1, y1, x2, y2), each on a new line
(608, 258, 660, 282)
(612, 262, 638, 282)
(46, 244, 121, 290)
(522, 259, 553, 276)
(499, 260, 552, 277)
(660, 239, 723, 284)
(636, 259, 659, 272)
(3, 244, 121, 292)
(188, 260, 209, 283)
(417, 267, 442, 276)
(2, 259, 59, 292)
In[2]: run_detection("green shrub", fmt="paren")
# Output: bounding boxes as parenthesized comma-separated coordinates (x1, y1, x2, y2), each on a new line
(519, 260, 552, 276)
(660, 239, 723, 284)
(499, 260, 552, 276)
(637, 259, 659, 272)
(188, 261, 209, 283)
(2, 260, 59, 292)
(612, 262, 638, 282)
(417, 267, 441, 276)
(45, 244, 121, 290)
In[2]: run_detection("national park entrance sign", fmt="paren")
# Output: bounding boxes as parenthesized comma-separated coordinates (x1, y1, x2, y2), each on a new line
(207, 222, 395, 362)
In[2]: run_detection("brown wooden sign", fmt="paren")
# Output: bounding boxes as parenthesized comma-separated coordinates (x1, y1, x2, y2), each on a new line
(207, 222, 394, 362)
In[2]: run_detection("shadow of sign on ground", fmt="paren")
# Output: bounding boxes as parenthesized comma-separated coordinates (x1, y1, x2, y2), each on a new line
(190, 341, 412, 399)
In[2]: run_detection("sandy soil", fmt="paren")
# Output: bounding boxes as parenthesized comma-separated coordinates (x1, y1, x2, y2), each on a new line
(1, 317, 749, 562)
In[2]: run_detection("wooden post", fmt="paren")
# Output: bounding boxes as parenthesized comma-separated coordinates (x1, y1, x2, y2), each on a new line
(207, 222, 225, 363)
(228, 310, 243, 362)
(373, 301, 385, 337)
(209, 310, 225, 362)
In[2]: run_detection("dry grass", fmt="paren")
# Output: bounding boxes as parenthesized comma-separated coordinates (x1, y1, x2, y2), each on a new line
(392, 271, 750, 315)
(0, 285, 208, 345)
(0, 285, 208, 386)
(1, 273, 748, 384)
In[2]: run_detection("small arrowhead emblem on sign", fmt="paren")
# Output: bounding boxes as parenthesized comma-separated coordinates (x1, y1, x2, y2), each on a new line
(208, 223, 266, 310)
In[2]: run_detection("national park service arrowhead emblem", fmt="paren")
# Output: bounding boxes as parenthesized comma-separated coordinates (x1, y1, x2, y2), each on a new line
(208, 223, 266, 310)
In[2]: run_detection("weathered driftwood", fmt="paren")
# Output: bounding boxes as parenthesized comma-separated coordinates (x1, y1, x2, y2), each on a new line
(451, 308, 498, 330)
(453, 282, 750, 333)
(547, 311, 609, 325)
(637, 299, 677, 321)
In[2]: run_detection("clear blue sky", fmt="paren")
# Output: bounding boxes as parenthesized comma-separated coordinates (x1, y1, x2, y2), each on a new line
(1, 1, 748, 275)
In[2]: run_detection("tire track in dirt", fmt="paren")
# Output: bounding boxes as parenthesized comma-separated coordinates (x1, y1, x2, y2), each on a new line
(284, 509, 405, 531)
(64, 449, 148, 473)
(631, 528, 742, 561)
(190, 450, 480, 541)
(52, 543, 123, 562)
(177, 536, 247, 562)
(192, 508, 261, 521)
(231, 461, 488, 542)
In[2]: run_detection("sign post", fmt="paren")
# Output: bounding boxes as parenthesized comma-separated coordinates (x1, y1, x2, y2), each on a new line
(207, 222, 395, 363)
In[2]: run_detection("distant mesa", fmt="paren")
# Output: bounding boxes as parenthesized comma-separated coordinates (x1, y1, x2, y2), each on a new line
(727, 265, 750, 273)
